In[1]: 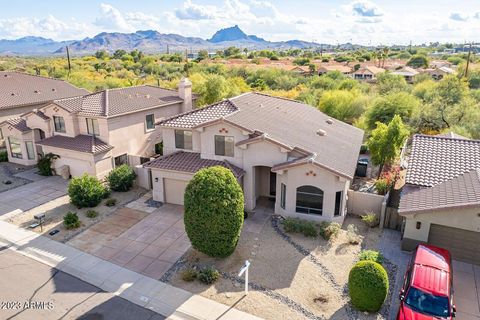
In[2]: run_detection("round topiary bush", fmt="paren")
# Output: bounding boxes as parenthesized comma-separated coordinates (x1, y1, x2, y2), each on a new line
(348, 261, 389, 312)
(68, 174, 109, 208)
(106, 164, 136, 192)
(184, 166, 244, 258)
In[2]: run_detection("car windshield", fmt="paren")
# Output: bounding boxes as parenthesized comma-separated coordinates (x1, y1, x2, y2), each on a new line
(405, 287, 450, 317)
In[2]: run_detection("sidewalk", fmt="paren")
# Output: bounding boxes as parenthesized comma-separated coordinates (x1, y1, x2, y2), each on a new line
(0, 221, 262, 320)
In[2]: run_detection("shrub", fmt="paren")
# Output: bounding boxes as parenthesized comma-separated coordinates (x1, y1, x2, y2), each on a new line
(359, 145, 368, 154)
(184, 166, 244, 258)
(181, 268, 198, 282)
(37, 153, 59, 176)
(0, 151, 7, 162)
(105, 198, 117, 207)
(282, 218, 318, 237)
(198, 267, 220, 284)
(319, 222, 340, 240)
(63, 212, 81, 229)
(348, 261, 389, 312)
(362, 213, 379, 228)
(106, 164, 136, 192)
(359, 250, 384, 264)
(347, 224, 360, 245)
(374, 178, 390, 195)
(68, 174, 108, 208)
(85, 210, 98, 218)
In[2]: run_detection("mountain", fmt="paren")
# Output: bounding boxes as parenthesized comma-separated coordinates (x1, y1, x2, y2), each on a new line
(0, 36, 72, 55)
(209, 25, 266, 43)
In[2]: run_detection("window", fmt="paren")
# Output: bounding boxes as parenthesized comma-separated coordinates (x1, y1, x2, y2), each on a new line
(86, 118, 100, 136)
(405, 287, 450, 318)
(145, 114, 155, 131)
(334, 191, 342, 216)
(280, 183, 286, 209)
(53, 116, 66, 133)
(155, 142, 163, 155)
(214, 135, 234, 157)
(140, 157, 151, 164)
(8, 137, 22, 159)
(25, 141, 35, 160)
(114, 154, 128, 167)
(296, 185, 323, 215)
(0, 128, 3, 139)
(175, 130, 192, 150)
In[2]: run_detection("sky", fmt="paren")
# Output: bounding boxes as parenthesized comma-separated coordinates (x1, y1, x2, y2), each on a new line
(0, 0, 479, 45)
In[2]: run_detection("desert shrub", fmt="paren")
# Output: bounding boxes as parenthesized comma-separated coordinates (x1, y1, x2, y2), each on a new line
(0, 151, 7, 162)
(184, 166, 244, 258)
(348, 261, 389, 312)
(359, 250, 384, 264)
(106, 164, 136, 192)
(319, 222, 341, 240)
(282, 218, 318, 237)
(359, 145, 368, 154)
(105, 198, 117, 207)
(181, 268, 198, 282)
(68, 174, 108, 208)
(37, 153, 59, 176)
(63, 212, 81, 229)
(347, 224, 360, 245)
(362, 213, 379, 228)
(85, 210, 98, 218)
(198, 267, 220, 284)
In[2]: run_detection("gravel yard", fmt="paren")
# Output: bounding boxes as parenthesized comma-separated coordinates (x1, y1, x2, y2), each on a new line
(0, 162, 33, 193)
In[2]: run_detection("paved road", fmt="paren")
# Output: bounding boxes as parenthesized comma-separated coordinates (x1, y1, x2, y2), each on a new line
(0, 248, 165, 320)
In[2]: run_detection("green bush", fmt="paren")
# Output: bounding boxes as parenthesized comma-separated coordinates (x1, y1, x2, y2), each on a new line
(63, 212, 81, 229)
(184, 166, 244, 258)
(348, 261, 389, 312)
(105, 198, 117, 207)
(374, 178, 390, 195)
(359, 250, 384, 264)
(68, 174, 109, 208)
(362, 213, 379, 228)
(0, 151, 7, 162)
(198, 267, 220, 284)
(181, 268, 198, 282)
(282, 218, 318, 237)
(37, 153, 59, 176)
(106, 164, 136, 192)
(319, 222, 340, 240)
(85, 210, 98, 218)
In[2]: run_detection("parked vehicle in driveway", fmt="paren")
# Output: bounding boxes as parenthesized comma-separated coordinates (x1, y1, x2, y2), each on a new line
(397, 244, 456, 319)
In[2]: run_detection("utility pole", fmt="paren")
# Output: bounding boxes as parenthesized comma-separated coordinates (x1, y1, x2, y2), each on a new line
(465, 42, 472, 78)
(66, 46, 72, 77)
(166, 44, 170, 54)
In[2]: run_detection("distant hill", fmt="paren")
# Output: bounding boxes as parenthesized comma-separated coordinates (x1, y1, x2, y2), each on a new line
(209, 25, 266, 43)
(0, 36, 72, 55)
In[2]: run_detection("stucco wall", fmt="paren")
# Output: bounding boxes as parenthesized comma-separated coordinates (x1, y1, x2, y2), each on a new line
(41, 145, 96, 177)
(346, 190, 385, 216)
(200, 123, 247, 167)
(0, 126, 37, 166)
(42, 104, 79, 137)
(0, 104, 48, 147)
(162, 128, 201, 155)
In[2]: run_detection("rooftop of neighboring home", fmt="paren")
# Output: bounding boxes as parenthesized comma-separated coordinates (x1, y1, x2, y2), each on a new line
(157, 92, 364, 179)
(352, 65, 385, 75)
(391, 66, 419, 76)
(317, 64, 352, 73)
(0, 71, 89, 110)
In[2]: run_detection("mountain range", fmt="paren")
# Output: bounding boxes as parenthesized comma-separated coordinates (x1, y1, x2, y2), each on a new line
(0, 25, 341, 56)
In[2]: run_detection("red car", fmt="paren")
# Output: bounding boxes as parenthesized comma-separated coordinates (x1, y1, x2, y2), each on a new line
(397, 244, 456, 319)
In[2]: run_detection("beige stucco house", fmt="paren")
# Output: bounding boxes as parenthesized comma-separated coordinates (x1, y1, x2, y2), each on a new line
(317, 65, 352, 76)
(1, 78, 195, 178)
(422, 66, 455, 80)
(0, 71, 88, 147)
(351, 66, 385, 81)
(144, 93, 364, 222)
(399, 134, 480, 264)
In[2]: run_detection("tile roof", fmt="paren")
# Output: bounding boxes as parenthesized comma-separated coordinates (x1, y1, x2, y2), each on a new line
(0, 72, 88, 110)
(1, 118, 30, 132)
(405, 134, 480, 187)
(317, 65, 352, 73)
(157, 92, 364, 179)
(144, 151, 245, 178)
(399, 169, 480, 214)
(52, 85, 184, 118)
(36, 135, 113, 154)
(435, 131, 470, 140)
(353, 66, 385, 75)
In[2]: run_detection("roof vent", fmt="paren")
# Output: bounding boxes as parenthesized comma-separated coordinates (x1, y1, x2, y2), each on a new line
(10, 93, 15, 96)
(259, 103, 264, 108)
(51, 88, 56, 92)
(316, 129, 327, 136)
(34, 90, 41, 94)
(326, 118, 334, 125)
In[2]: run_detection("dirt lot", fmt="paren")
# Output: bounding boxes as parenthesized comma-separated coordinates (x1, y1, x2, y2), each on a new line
(169, 215, 387, 320)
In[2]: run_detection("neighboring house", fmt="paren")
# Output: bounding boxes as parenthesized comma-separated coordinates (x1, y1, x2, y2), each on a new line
(289, 66, 311, 76)
(351, 66, 385, 81)
(423, 66, 455, 80)
(398, 134, 480, 264)
(429, 60, 453, 69)
(0, 71, 88, 146)
(144, 92, 363, 222)
(317, 65, 352, 76)
(0, 78, 195, 178)
(390, 66, 419, 83)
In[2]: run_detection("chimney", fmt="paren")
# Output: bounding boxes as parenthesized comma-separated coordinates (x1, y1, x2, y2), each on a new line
(178, 77, 192, 113)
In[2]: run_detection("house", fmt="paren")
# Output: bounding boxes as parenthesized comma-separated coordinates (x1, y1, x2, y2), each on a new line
(398, 134, 480, 264)
(351, 66, 385, 81)
(423, 66, 455, 80)
(289, 66, 311, 76)
(317, 65, 352, 76)
(390, 66, 419, 83)
(144, 92, 364, 222)
(0, 72, 88, 146)
(0, 78, 195, 178)
(429, 60, 453, 69)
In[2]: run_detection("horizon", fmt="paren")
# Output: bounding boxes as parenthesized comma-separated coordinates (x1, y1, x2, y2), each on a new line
(0, 0, 479, 45)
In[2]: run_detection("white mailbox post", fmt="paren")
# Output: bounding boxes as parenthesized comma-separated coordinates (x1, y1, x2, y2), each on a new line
(238, 260, 250, 295)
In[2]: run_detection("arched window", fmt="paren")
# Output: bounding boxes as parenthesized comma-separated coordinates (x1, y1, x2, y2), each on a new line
(296, 185, 323, 215)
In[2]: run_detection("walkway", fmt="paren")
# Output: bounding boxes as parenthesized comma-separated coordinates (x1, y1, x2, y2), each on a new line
(0, 220, 261, 320)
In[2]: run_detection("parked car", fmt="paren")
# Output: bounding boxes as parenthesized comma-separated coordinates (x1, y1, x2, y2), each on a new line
(397, 244, 456, 319)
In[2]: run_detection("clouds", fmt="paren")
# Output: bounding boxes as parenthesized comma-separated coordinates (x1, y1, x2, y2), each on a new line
(175, 0, 218, 20)
(449, 12, 469, 22)
(94, 3, 135, 32)
(351, 1, 383, 17)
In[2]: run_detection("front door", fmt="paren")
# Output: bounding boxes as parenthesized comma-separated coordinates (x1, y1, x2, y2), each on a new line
(269, 172, 276, 197)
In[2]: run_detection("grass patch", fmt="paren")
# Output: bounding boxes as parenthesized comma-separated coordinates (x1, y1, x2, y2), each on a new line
(282, 218, 318, 237)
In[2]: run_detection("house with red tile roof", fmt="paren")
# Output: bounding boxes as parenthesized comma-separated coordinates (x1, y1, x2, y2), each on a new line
(144, 92, 364, 222)
(398, 134, 480, 264)
(0, 78, 195, 178)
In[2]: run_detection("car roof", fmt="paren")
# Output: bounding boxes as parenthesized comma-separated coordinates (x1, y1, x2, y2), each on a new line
(414, 244, 451, 271)
(411, 244, 451, 296)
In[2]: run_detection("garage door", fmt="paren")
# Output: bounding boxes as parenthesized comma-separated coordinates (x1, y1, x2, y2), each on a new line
(164, 179, 188, 205)
(428, 224, 480, 265)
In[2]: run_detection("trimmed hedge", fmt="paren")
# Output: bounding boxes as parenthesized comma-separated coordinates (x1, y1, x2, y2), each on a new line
(348, 261, 389, 312)
(63, 212, 81, 229)
(68, 174, 109, 208)
(184, 166, 244, 258)
(106, 164, 136, 192)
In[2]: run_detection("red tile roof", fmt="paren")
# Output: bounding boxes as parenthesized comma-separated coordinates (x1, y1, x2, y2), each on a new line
(1, 118, 30, 132)
(36, 135, 113, 154)
(144, 151, 245, 178)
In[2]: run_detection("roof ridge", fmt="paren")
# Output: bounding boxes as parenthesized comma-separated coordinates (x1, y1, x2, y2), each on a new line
(415, 133, 479, 143)
(104, 90, 109, 116)
(0, 71, 89, 92)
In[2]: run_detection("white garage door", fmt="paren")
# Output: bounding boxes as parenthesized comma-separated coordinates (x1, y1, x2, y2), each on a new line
(164, 179, 188, 205)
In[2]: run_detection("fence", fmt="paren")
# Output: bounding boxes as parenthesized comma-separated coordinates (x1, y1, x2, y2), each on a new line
(346, 189, 386, 218)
